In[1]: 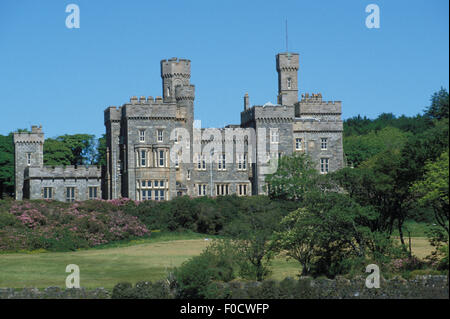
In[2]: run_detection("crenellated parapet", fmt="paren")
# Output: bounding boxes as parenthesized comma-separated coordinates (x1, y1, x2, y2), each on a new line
(297, 93, 342, 115)
(13, 125, 44, 144)
(175, 84, 195, 101)
(161, 58, 191, 78)
(240, 104, 295, 126)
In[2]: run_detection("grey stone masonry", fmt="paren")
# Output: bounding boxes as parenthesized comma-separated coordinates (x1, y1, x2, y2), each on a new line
(14, 52, 344, 202)
(14, 126, 101, 201)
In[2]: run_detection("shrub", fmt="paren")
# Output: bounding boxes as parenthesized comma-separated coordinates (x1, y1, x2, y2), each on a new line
(0, 200, 150, 252)
(173, 239, 238, 299)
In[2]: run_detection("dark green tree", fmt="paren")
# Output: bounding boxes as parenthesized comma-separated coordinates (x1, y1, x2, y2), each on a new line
(424, 87, 449, 120)
(0, 133, 14, 197)
(265, 153, 325, 201)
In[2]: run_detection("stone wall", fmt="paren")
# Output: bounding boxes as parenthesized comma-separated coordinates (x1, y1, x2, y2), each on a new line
(2, 276, 446, 299)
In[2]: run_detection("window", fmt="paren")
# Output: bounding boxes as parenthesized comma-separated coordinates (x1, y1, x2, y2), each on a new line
(196, 154, 206, 170)
(43, 187, 53, 199)
(88, 187, 98, 200)
(187, 170, 191, 180)
(270, 129, 279, 143)
(26, 153, 31, 166)
(138, 180, 167, 201)
(295, 138, 302, 150)
(66, 187, 75, 202)
(287, 78, 292, 89)
(159, 150, 165, 167)
(197, 184, 207, 196)
(237, 154, 247, 170)
(238, 184, 249, 196)
(216, 184, 229, 196)
(157, 129, 163, 142)
(167, 86, 171, 97)
(320, 158, 329, 174)
(140, 150, 147, 167)
(321, 138, 328, 150)
(218, 154, 226, 170)
(139, 130, 145, 142)
(141, 190, 151, 200)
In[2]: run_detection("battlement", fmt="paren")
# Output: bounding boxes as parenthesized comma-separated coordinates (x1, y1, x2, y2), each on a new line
(276, 52, 299, 71)
(26, 165, 102, 179)
(122, 102, 177, 118)
(240, 104, 295, 125)
(297, 93, 342, 114)
(13, 126, 44, 144)
(175, 84, 195, 101)
(161, 57, 191, 78)
(104, 106, 122, 123)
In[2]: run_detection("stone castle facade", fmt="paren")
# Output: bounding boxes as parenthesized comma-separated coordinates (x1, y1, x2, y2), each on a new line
(14, 52, 344, 202)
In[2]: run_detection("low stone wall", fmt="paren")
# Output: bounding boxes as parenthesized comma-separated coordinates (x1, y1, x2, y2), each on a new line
(0, 276, 448, 299)
(0, 287, 111, 299)
(212, 275, 449, 299)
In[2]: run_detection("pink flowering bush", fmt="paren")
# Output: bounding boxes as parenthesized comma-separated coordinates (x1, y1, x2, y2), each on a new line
(0, 200, 149, 252)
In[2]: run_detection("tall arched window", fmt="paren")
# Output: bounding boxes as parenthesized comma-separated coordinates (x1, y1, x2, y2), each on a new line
(287, 78, 292, 89)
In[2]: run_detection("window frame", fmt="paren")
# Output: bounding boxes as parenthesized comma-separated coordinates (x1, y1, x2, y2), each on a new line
(320, 158, 329, 174)
(321, 138, 328, 150)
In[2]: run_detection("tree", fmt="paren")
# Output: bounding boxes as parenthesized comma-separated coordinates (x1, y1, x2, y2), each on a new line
(424, 87, 449, 120)
(344, 126, 410, 167)
(411, 150, 449, 237)
(95, 134, 107, 166)
(0, 133, 14, 197)
(43, 134, 96, 166)
(273, 192, 376, 277)
(265, 153, 324, 201)
(55, 134, 96, 165)
(43, 138, 73, 166)
(223, 196, 286, 281)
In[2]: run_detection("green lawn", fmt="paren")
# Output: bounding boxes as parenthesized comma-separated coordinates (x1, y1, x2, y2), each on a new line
(0, 232, 433, 289)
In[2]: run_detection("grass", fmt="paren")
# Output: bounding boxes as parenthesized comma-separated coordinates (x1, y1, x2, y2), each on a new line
(0, 236, 212, 289)
(0, 233, 434, 289)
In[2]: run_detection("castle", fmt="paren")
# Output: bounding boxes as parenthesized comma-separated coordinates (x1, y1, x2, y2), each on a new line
(14, 52, 344, 202)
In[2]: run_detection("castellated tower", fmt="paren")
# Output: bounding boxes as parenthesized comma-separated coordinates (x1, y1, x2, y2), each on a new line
(175, 84, 195, 127)
(161, 58, 191, 103)
(13, 125, 44, 200)
(276, 52, 299, 106)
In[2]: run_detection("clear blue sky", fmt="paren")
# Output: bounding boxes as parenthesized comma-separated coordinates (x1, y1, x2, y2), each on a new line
(0, 0, 448, 138)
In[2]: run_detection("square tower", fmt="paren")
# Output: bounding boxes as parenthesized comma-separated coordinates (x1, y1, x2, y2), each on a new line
(276, 52, 299, 106)
(13, 125, 44, 200)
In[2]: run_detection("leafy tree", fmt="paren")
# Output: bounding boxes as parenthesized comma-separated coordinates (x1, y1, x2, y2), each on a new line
(43, 138, 73, 166)
(43, 134, 96, 165)
(265, 153, 323, 201)
(273, 192, 377, 277)
(411, 150, 449, 237)
(223, 196, 287, 281)
(95, 134, 107, 166)
(344, 126, 410, 167)
(424, 87, 449, 120)
(0, 133, 14, 197)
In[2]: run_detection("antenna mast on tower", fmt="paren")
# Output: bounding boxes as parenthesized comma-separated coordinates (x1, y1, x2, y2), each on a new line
(285, 19, 288, 53)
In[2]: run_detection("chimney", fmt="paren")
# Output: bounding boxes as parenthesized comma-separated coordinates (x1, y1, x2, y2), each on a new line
(244, 93, 250, 110)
